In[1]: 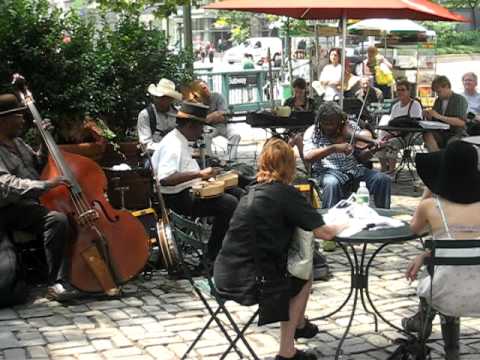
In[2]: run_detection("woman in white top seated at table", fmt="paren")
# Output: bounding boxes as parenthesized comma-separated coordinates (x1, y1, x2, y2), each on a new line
(377, 80, 423, 174)
(404, 139, 480, 360)
(319, 48, 342, 101)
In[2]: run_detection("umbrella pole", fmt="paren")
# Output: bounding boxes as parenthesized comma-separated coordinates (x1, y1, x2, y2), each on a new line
(286, 18, 293, 83)
(340, 14, 347, 108)
(267, 47, 275, 110)
(315, 22, 320, 80)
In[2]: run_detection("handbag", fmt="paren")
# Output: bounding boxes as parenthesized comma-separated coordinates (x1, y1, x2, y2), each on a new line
(375, 62, 394, 86)
(287, 227, 314, 280)
(247, 188, 291, 326)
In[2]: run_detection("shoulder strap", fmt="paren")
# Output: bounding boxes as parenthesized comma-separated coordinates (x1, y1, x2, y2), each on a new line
(147, 104, 157, 134)
(435, 196, 453, 239)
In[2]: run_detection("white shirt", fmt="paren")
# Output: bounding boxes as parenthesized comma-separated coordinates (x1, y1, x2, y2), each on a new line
(462, 91, 480, 115)
(319, 64, 342, 101)
(137, 105, 177, 152)
(151, 129, 201, 194)
(390, 99, 423, 119)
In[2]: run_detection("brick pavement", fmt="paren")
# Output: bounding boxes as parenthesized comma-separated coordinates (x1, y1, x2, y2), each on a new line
(2, 164, 480, 359)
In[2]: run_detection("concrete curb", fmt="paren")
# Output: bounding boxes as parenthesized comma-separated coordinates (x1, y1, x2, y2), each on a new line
(437, 53, 480, 63)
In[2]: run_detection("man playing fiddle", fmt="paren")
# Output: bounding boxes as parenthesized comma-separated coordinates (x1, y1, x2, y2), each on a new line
(151, 102, 239, 262)
(304, 102, 391, 209)
(0, 93, 76, 301)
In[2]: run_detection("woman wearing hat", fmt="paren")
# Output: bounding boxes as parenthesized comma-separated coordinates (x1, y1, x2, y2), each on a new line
(404, 140, 480, 359)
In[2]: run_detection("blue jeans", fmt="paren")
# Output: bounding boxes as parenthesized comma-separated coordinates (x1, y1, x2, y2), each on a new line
(316, 167, 391, 209)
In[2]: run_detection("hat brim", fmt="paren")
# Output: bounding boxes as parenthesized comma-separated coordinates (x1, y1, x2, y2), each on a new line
(0, 106, 27, 116)
(169, 111, 206, 122)
(415, 150, 480, 204)
(147, 84, 182, 101)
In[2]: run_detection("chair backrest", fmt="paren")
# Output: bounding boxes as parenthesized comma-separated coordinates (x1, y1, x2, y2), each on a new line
(424, 239, 480, 272)
(170, 211, 211, 272)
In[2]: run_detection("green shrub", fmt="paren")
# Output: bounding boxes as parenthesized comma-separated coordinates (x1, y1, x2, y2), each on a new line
(0, 0, 193, 141)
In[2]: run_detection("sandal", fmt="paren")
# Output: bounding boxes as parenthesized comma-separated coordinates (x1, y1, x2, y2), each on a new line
(294, 318, 319, 340)
(275, 349, 317, 360)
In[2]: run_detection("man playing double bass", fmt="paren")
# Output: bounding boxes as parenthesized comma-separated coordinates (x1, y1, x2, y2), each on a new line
(0, 93, 77, 301)
(151, 102, 240, 262)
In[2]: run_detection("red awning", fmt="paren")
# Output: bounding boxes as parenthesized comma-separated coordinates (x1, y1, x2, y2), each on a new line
(205, 0, 467, 22)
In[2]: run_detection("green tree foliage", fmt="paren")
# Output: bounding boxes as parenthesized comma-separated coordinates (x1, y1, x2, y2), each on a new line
(93, 0, 195, 18)
(215, 11, 252, 44)
(0, 0, 193, 140)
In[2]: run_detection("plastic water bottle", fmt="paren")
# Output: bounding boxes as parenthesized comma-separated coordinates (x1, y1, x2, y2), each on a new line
(356, 181, 370, 206)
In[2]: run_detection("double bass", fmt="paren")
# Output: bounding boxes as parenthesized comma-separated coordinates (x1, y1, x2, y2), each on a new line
(14, 75, 150, 295)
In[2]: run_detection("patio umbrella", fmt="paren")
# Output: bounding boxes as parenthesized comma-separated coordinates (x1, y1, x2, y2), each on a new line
(205, 0, 466, 106)
(348, 18, 429, 35)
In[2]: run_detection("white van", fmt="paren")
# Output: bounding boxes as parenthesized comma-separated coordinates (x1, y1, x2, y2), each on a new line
(223, 37, 282, 65)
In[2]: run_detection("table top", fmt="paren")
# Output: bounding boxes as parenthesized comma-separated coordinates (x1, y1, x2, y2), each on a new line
(376, 125, 431, 133)
(318, 208, 419, 244)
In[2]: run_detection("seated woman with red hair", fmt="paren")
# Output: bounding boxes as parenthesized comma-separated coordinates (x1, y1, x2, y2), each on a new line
(214, 138, 345, 360)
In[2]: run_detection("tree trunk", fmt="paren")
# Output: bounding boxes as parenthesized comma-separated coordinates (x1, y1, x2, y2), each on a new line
(471, 6, 477, 30)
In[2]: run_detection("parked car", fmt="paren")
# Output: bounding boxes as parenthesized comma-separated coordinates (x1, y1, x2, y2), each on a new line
(223, 37, 283, 65)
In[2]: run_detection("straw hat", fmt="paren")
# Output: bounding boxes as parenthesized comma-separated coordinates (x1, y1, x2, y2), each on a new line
(147, 79, 182, 101)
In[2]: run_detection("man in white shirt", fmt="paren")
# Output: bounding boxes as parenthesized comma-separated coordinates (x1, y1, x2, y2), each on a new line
(462, 72, 480, 136)
(152, 102, 239, 261)
(137, 78, 182, 153)
(462, 72, 480, 116)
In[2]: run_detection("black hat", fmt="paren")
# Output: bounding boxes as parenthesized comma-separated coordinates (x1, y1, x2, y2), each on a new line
(0, 94, 26, 117)
(415, 140, 480, 204)
(171, 102, 209, 122)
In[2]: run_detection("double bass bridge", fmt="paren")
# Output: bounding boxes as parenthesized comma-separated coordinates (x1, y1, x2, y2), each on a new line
(78, 209, 99, 226)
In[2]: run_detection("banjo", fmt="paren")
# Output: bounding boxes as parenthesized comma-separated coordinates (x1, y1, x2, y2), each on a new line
(140, 144, 181, 273)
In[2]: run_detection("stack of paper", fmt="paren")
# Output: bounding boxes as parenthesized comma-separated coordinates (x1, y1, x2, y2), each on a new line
(322, 195, 404, 237)
(418, 121, 450, 130)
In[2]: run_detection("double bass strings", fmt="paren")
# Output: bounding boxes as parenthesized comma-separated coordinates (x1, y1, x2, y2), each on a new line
(27, 101, 93, 222)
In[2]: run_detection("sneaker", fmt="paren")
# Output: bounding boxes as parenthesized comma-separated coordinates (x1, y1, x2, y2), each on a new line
(47, 282, 80, 302)
(294, 318, 319, 340)
(322, 240, 336, 252)
(275, 349, 317, 360)
(401, 310, 433, 338)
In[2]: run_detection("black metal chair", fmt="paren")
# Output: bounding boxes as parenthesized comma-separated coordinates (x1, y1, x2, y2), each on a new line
(170, 211, 260, 360)
(417, 239, 480, 359)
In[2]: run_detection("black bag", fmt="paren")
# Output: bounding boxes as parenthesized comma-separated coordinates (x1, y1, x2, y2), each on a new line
(257, 276, 291, 326)
(386, 338, 431, 360)
(0, 232, 27, 308)
(389, 116, 422, 128)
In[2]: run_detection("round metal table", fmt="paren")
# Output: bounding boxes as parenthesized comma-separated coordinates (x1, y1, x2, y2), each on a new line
(312, 208, 421, 359)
